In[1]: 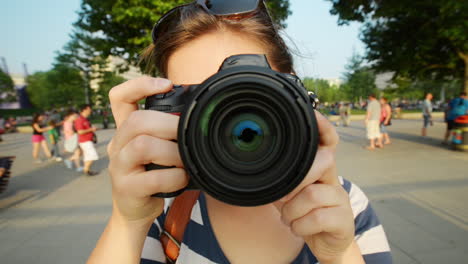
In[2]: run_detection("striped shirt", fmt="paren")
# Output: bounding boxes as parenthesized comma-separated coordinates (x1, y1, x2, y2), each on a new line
(141, 177, 392, 263)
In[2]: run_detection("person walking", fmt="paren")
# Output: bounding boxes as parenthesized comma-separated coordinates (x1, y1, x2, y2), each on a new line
(365, 94, 383, 150)
(443, 92, 468, 144)
(0, 115, 5, 142)
(421, 93, 433, 137)
(74, 104, 98, 176)
(31, 113, 54, 163)
(380, 97, 392, 145)
(339, 103, 351, 127)
(49, 109, 63, 137)
(47, 120, 63, 161)
(63, 110, 82, 171)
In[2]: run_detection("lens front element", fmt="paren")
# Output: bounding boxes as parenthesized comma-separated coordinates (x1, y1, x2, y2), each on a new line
(233, 118, 264, 152)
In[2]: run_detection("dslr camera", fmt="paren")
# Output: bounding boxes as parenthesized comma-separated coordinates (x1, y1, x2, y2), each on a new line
(145, 54, 319, 206)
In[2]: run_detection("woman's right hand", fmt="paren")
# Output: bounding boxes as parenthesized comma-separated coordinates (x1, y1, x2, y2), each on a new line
(107, 76, 189, 225)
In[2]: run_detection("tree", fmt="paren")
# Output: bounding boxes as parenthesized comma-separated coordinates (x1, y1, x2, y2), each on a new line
(94, 71, 126, 106)
(303, 78, 343, 103)
(383, 77, 462, 102)
(26, 64, 86, 109)
(56, 31, 107, 104)
(74, 0, 291, 69)
(326, 0, 468, 93)
(341, 52, 377, 102)
(0, 69, 16, 103)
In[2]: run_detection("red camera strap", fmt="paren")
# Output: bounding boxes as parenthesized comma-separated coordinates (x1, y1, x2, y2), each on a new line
(160, 190, 200, 263)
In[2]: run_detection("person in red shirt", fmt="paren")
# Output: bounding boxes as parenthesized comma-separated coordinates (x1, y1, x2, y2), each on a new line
(74, 104, 98, 176)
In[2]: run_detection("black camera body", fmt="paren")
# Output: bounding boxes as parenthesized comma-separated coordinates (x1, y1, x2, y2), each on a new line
(145, 54, 319, 206)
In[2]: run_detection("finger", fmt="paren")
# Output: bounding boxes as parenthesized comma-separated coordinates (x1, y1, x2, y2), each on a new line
(279, 148, 338, 202)
(115, 168, 189, 198)
(118, 135, 183, 172)
(281, 184, 346, 226)
(110, 110, 179, 154)
(315, 111, 339, 149)
(290, 207, 346, 237)
(109, 77, 173, 128)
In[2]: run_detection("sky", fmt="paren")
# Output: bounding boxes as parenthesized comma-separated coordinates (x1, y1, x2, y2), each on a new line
(0, 0, 365, 80)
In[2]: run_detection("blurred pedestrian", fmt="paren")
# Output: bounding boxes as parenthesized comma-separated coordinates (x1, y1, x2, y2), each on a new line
(443, 92, 468, 144)
(63, 110, 82, 171)
(31, 113, 54, 163)
(49, 109, 63, 137)
(339, 103, 351, 127)
(74, 104, 98, 176)
(102, 109, 110, 129)
(421, 93, 433, 137)
(0, 115, 5, 142)
(365, 94, 382, 150)
(380, 97, 392, 145)
(47, 120, 62, 161)
(5, 117, 17, 133)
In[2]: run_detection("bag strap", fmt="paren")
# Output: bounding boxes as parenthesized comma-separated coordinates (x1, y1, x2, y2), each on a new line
(160, 190, 200, 263)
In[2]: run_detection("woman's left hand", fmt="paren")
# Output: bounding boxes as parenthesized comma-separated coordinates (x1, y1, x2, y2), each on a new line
(276, 111, 357, 264)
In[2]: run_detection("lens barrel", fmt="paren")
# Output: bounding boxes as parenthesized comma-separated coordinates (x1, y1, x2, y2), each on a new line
(178, 68, 319, 206)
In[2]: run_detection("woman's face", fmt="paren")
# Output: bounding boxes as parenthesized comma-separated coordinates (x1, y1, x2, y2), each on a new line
(167, 30, 269, 84)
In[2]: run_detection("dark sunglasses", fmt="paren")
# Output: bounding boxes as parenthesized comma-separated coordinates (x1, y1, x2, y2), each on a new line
(152, 0, 268, 42)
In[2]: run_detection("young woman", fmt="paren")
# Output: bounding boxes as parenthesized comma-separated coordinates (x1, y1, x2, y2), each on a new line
(31, 113, 53, 163)
(88, 1, 392, 263)
(62, 110, 82, 171)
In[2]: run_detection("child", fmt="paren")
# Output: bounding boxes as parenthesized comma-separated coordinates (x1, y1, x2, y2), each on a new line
(48, 120, 62, 162)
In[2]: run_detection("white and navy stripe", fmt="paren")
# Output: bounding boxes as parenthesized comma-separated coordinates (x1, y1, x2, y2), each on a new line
(141, 177, 392, 263)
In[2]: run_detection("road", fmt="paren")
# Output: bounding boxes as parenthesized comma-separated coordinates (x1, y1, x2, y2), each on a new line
(0, 118, 467, 264)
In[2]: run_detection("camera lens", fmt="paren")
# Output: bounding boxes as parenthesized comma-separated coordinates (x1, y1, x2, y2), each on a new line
(178, 72, 318, 206)
(223, 112, 273, 163)
(233, 119, 263, 152)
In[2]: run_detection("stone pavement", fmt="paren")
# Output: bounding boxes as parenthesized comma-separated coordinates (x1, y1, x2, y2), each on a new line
(0, 119, 467, 264)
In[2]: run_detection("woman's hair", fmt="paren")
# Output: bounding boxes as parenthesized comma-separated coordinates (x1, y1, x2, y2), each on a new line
(32, 113, 42, 124)
(65, 109, 76, 119)
(141, 3, 294, 77)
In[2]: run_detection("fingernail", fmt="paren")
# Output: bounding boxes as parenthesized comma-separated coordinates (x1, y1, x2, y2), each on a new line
(155, 78, 172, 89)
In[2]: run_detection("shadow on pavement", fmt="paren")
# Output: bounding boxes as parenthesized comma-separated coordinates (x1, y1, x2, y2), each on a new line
(365, 177, 468, 196)
(385, 131, 451, 150)
(373, 195, 467, 263)
(0, 156, 109, 212)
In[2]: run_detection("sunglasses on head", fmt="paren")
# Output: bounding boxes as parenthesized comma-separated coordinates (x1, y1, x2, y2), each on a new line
(152, 0, 269, 42)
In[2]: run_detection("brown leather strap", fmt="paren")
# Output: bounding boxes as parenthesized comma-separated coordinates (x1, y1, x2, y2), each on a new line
(160, 190, 200, 263)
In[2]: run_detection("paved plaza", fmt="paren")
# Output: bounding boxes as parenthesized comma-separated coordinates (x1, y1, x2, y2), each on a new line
(0, 118, 467, 264)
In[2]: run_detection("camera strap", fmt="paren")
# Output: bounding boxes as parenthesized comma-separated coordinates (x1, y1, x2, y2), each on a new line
(160, 190, 200, 263)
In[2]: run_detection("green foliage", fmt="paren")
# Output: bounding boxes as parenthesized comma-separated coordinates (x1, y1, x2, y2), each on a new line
(94, 71, 126, 106)
(0, 69, 16, 103)
(383, 77, 462, 102)
(265, 0, 292, 28)
(74, 0, 291, 69)
(326, 0, 468, 92)
(303, 78, 343, 103)
(56, 31, 108, 104)
(341, 52, 377, 102)
(0, 108, 39, 119)
(26, 64, 86, 109)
